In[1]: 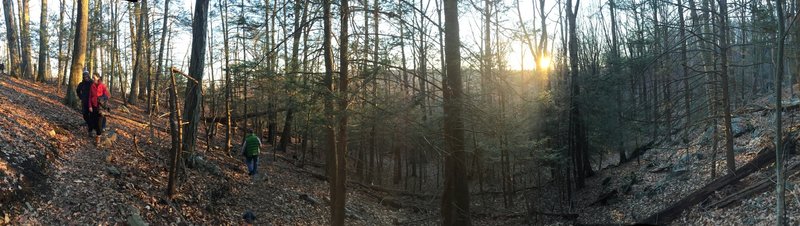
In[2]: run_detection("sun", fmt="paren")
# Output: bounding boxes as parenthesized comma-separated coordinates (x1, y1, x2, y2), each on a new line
(538, 55, 552, 70)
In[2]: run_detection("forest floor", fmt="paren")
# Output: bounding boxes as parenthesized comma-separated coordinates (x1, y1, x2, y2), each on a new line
(5, 73, 800, 225)
(525, 92, 800, 225)
(0, 76, 438, 225)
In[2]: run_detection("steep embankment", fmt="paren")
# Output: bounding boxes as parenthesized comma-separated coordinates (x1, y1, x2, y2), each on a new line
(0, 76, 426, 224)
(561, 94, 800, 225)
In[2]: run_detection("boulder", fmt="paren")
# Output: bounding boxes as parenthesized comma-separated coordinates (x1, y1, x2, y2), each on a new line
(731, 117, 753, 137)
(299, 194, 319, 206)
(668, 166, 690, 181)
(187, 155, 223, 176)
(127, 214, 148, 226)
(106, 166, 121, 177)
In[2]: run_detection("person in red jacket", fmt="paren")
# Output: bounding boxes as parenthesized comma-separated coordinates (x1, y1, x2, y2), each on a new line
(89, 73, 110, 145)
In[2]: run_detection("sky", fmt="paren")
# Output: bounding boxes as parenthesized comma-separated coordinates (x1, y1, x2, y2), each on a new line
(19, 0, 606, 78)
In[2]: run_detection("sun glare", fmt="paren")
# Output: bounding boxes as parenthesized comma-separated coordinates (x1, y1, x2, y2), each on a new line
(538, 55, 551, 70)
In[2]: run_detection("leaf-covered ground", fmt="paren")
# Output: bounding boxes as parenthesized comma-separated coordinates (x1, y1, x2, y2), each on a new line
(0, 76, 432, 225)
(5, 74, 800, 225)
(523, 93, 800, 225)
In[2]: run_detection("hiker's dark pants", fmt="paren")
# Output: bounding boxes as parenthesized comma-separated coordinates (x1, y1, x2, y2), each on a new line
(88, 109, 104, 136)
(245, 155, 259, 176)
(82, 102, 91, 133)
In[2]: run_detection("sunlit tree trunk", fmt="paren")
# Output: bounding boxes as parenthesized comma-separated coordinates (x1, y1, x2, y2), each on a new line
(154, 0, 170, 114)
(55, 0, 66, 84)
(3, 0, 20, 78)
(36, 0, 49, 82)
(19, 0, 34, 80)
(181, 0, 210, 156)
(277, 0, 307, 153)
(127, 2, 142, 105)
(64, 0, 88, 108)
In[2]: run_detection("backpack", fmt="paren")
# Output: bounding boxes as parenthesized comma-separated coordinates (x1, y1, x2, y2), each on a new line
(244, 134, 260, 157)
(99, 95, 110, 110)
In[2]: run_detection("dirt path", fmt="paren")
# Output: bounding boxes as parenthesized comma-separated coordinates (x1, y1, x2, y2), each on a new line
(0, 77, 133, 224)
(0, 76, 425, 224)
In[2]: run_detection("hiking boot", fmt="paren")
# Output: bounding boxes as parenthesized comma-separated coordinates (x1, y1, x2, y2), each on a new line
(95, 136, 100, 146)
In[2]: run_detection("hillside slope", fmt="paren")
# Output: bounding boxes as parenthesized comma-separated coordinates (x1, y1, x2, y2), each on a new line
(554, 95, 800, 225)
(0, 76, 427, 225)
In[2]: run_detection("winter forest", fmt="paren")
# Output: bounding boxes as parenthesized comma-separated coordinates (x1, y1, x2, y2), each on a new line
(0, 0, 799, 224)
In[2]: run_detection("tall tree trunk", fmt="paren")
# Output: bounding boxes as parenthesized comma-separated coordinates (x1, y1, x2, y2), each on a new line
(368, 0, 379, 184)
(718, 0, 736, 173)
(331, 0, 350, 224)
(441, 0, 470, 224)
(321, 0, 339, 221)
(609, 0, 626, 163)
(19, 0, 33, 80)
(277, 0, 307, 152)
(127, 2, 142, 105)
(2, 0, 20, 78)
(181, 0, 210, 156)
(55, 0, 66, 84)
(166, 68, 183, 199)
(775, 0, 787, 223)
(36, 0, 49, 82)
(679, 0, 690, 142)
(109, 0, 117, 96)
(219, 0, 232, 155)
(144, 0, 153, 112)
(567, 0, 591, 189)
(64, 0, 88, 108)
(139, 1, 151, 102)
(154, 0, 170, 114)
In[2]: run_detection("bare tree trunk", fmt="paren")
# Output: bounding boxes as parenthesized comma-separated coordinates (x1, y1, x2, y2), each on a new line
(718, 0, 736, 173)
(55, 0, 66, 84)
(566, 0, 591, 189)
(180, 0, 210, 156)
(166, 68, 183, 199)
(36, 0, 49, 82)
(368, 0, 379, 184)
(2, 0, 20, 78)
(127, 2, 142, 105)
(277, 0, 307, 153)
(441, 0, 470, 224)
(218, 0, 232, 155)
(331, 0, 350, 224)
(679, 0, 690, 142)
(322, 0, 339, 220)
(154, 0, 170, 115)
(19, 0, 34, 80)
(64, 0, 88, 108)
(775, 0, 787, 223)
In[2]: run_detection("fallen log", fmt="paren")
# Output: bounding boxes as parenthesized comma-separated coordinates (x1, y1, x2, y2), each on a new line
(706, 162, 800, 209)
(638, 138, 789, 225)
(737, 100, 800, 114)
